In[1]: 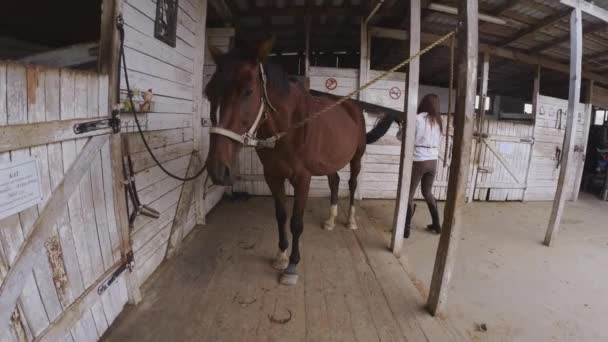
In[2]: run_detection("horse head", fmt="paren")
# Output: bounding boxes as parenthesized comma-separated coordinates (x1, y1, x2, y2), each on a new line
(204, 36, 275, 185)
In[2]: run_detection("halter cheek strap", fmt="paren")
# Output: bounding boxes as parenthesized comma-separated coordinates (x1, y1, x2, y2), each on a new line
(209, 63, 279, 148)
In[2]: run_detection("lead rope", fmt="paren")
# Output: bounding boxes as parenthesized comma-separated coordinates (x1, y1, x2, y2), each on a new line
(117, 16, 207, 182)
(264, 29, 458, 145)
(444, 34, 455, 168)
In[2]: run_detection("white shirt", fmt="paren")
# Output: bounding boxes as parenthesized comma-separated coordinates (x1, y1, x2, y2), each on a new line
(412, 112, 442, 161)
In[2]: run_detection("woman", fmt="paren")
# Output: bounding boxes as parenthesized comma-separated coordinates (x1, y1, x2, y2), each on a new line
(403, 94, 443, 238)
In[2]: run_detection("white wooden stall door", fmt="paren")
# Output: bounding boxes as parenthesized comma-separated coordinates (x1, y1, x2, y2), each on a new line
(473, 120, 534, 201)
(0, 63, 127, 341)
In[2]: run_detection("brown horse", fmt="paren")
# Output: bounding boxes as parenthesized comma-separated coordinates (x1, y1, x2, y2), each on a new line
(205, 37, 395, 285)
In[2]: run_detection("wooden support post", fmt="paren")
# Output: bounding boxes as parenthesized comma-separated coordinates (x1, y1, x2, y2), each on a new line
(390, 0, 420, 254)
(468, 52, 489, 203)
(356, 17, 370, 201)
(572, 79, 593, 201)
(305, 16, 311, 77)
(524, 65, 541, 201)
(193, 0, 208, 225)
(99, 0, 141, 304)
(544, 8, 583, 246)
(427, 0, 478, 315)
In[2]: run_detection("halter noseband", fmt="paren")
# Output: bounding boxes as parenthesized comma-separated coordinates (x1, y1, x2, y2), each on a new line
(209, 63, 279, 149)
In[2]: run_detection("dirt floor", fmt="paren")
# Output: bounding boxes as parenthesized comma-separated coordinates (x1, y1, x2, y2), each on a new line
(361, 193, 608, 342)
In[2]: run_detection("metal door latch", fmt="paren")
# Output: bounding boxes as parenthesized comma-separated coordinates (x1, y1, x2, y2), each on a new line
(74, 109, 121, 134)
(97, 251, 135, 295)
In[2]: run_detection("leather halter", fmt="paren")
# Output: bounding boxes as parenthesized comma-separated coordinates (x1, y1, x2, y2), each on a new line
(209, 63, 279, 149)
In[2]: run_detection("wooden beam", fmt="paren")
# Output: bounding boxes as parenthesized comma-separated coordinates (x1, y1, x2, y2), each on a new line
(98, 0, 142, 304)
(427, 0, 478, 315)
(561, 0, 608, 23)
(468, 52, 490, 203)
(498, 9, 570, 47)
(305, 16, 311, 76)
(237, 5, 363, 17)
(489, 0, 520, 15)
(192, 0, 208, 225)
(523, 65, 541, 201)
(572, 79, 594, 201)
(530, 22, 606, 54)
(0, 118, 112, 153)
(0, 135, 109, 328)
(544, 8, 583, 247)
(390, 0, 420, 255)
(166, 153, 201, 259)
(19, 42, 98, 68)
(356, 17, 370, 201)
(35, 259, 122, 342)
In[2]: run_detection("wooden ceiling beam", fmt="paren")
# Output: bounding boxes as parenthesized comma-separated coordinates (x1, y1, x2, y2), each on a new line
(236, 6, 364, 17)
(530, 22, 607, 54)
(497, 9, 570, 47)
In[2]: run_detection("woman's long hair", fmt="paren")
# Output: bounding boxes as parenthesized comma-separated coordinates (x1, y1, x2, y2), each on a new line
(417, 94, 442, 131)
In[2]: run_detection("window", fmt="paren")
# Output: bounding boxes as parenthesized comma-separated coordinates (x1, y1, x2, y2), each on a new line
(474, 95, 491, 110)
(595, 110, 607, 126)
(524, 103, 533, 115)
(154, 0, 178, 47)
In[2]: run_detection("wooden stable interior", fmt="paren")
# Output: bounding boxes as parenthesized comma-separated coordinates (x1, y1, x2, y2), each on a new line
(1, 0, 608, 341)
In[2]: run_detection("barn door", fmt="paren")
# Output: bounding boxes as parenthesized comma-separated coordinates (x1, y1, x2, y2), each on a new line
(472, 121, 534, 201)
(0, 63, 129, 341)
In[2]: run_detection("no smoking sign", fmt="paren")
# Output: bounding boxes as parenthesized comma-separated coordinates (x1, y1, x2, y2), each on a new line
(389, 87, 401, 100)
(325, 78, 338, 90)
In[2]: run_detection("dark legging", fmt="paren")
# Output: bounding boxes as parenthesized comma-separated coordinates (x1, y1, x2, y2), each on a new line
(406, 159, 440, 229)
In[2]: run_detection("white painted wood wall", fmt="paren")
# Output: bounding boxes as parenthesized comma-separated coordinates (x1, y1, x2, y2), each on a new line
(229, 67, 586, 203)
(120, 0, 204, 289)
(525, 95, 586, 201)
(0, 63, 126, 342)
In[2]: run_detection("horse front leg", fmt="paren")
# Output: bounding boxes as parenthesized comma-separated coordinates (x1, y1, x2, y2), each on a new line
(266, 176, 289, 270)
(280, 174, 311, 286)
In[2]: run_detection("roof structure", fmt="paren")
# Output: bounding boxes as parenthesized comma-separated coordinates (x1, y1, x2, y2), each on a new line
(206, 0, 608, 100)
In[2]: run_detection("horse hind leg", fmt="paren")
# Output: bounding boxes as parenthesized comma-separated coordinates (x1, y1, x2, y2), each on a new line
(347, 151, 363, 230)
(323, 173, 340, 231)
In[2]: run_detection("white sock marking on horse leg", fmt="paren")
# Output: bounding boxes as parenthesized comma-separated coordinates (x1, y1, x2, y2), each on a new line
(348, 205, 358, 230)
(272, 250, 289, 270)
(323, 204, 338, 230)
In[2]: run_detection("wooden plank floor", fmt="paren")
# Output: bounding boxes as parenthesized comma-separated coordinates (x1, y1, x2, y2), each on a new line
(102, 197, 467, 342)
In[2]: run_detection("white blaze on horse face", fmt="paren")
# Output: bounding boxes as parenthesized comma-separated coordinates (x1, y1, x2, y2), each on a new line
(323, 204, 338, 231)
(348, 206, 358, 230)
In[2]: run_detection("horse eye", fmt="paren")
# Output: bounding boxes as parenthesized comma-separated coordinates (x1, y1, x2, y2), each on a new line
(244, 89, 253, 97)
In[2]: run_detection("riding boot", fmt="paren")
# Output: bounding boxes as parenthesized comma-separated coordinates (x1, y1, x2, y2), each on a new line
(426, 201, 441, 234)
(404, 204, 415, 238)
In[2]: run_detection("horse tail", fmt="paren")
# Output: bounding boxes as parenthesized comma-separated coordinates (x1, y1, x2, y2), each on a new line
(366, 115, 397, 144)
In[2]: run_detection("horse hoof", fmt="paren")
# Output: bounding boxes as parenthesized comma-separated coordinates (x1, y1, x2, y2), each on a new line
(323, 221, 335, 231)
(348, 222, 358, 230)
(279, 272, 298, 286)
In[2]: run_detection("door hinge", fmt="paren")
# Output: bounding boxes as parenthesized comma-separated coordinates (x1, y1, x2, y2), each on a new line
(97, 251, 135, 295)
(74, 109, 121, 134)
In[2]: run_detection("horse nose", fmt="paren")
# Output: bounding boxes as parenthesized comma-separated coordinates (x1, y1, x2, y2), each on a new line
(209, 162, 233, 186)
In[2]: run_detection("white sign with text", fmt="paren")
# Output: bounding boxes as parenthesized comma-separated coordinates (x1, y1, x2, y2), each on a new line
(0, 157, 43, 220)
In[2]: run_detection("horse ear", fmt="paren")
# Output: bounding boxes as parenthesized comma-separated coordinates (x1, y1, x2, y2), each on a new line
(254, 35, 275, 62)
(208, 46, 223, 64)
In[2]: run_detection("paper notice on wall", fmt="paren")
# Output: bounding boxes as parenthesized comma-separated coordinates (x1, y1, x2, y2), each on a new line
(0, 157, 43, 220)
